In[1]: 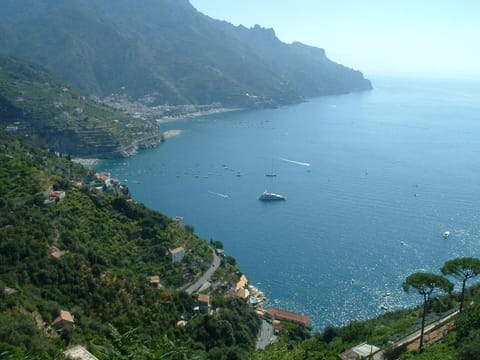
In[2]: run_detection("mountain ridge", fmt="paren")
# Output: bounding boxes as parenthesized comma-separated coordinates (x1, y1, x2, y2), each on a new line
(0, 0, 372, 107)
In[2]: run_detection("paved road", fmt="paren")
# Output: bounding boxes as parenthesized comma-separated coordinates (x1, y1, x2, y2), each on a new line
(185, 249, 221, 294)
(256, 319, 275, 350)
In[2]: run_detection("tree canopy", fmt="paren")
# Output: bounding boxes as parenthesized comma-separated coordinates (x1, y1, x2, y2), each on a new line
(403, 272, 453, 349)
(402, 273, 453, 299)
(441, 258, 480, 311)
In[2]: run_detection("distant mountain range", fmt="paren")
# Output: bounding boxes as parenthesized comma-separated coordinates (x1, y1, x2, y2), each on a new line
(0, 0, 372, 107)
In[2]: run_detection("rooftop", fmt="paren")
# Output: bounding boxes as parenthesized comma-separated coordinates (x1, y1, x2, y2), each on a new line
(64, 345, 98, 360)
(198, 294, 210, 303)
(52, 310, 74, 326)
(171, 246, 184, 254)
(265, 308, 310, 326)
(339, 343, 380, 360)
(236, 274, 248, 291)
(149, 275, 160, 284)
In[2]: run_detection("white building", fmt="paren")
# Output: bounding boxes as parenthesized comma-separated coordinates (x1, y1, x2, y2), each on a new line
(170, 247, 185, 263)
(64, 345, 98, 360)
(339, 342, 380, 360)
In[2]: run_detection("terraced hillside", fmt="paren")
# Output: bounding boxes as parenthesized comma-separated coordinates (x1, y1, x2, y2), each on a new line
(0, 54, 162, 158)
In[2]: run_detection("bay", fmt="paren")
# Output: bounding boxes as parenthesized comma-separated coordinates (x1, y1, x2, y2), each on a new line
(98, 77, 480, 330)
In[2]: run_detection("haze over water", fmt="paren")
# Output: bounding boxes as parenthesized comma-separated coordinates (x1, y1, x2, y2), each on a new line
(99, 77, 480, 330)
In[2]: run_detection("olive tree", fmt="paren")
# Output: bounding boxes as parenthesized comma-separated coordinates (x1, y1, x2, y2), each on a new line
(441, 257, 480, 312)
(402, 272, 453, 349)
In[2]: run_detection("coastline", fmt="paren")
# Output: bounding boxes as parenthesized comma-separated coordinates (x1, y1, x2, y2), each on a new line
(156, 107, 244, 124)
(71, 108, 243, 162)
(163, 130, 182, 139)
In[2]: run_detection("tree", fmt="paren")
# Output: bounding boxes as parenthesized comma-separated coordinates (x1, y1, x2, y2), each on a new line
(441, 257, 480, 312)
(402, 272, 453, 349)
(212, 240, 223, 250)
(457, 329, 480, 360)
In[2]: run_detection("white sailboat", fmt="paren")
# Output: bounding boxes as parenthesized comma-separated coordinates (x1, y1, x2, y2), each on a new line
(265, 161, 277, 177)
(259, 161, 285, 200)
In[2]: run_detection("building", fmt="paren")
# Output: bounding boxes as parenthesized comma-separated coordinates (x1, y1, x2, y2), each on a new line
(51, 249, 66, 259)
(148, 275, 162, 289)
(273, 320, 283, 335)
(170, 247, 185, 263)
(173, 216, 184, 226)
(64, 345, 98, 360)
(236, 274, 248, 292)
(197, 294, 210, 313)
(339, 343, 380, 360)
(265, 308, 310, 328)
(95, 172, 110, 182)
(52, 310, 75, 330)
(236, 287, 250, 299)
(49, 190, 66, 202)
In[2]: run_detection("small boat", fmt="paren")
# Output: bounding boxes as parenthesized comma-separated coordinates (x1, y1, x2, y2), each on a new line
(258, 191, 286, 201)
(443, 231, 450, 239)
(380, 304, 388, 311)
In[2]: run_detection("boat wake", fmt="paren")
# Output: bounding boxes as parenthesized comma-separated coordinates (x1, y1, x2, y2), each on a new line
(208, 191, 229, 198)
(279, 157, 311, 167)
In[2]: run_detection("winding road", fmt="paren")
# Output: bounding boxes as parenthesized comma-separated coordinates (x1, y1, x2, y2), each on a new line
(185, 249, 221, 294)
(256, 319, 275, 350)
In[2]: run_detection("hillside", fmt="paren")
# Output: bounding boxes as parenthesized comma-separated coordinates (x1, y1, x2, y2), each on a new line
(0, 54, 162, 158)
(2, 134, 480, 359)
(0, 0, 372, 107)
(0, 131, 261, 359)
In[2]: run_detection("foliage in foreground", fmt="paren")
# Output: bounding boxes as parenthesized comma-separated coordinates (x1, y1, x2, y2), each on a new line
(2, 131, 480, 359)
(0, 131, 260, 358)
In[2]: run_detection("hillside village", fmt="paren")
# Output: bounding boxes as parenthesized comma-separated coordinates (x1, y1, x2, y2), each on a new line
(1, 146, 317, 358)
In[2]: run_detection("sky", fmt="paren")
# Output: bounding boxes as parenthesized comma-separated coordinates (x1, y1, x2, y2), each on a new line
(189, 0, 480, 80)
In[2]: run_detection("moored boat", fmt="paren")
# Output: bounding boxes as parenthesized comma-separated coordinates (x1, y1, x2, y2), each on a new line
(258, 191, 286, 201)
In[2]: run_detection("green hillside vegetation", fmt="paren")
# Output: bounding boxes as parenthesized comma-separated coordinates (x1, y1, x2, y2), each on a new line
(2, 131, 480, 359)
(0, 54, 162, 158)
(0, 131, 260, 359)
(252, 280, 480, 360)
(0, 0, 371, 107)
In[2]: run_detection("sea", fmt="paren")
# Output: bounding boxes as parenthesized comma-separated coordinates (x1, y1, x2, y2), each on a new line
(98, 76, 480, 330)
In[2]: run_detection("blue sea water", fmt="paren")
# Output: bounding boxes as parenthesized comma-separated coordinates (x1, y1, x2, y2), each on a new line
(98, 77, 480, 330)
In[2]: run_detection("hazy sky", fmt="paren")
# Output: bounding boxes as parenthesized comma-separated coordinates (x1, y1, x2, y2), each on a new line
(190, 0, 480, 80)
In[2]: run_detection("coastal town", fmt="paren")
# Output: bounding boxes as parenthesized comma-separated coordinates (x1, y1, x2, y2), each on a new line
(100, 92, 239, 124)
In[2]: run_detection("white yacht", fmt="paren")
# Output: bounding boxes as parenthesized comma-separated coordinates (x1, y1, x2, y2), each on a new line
(258, 191, 286, 201)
